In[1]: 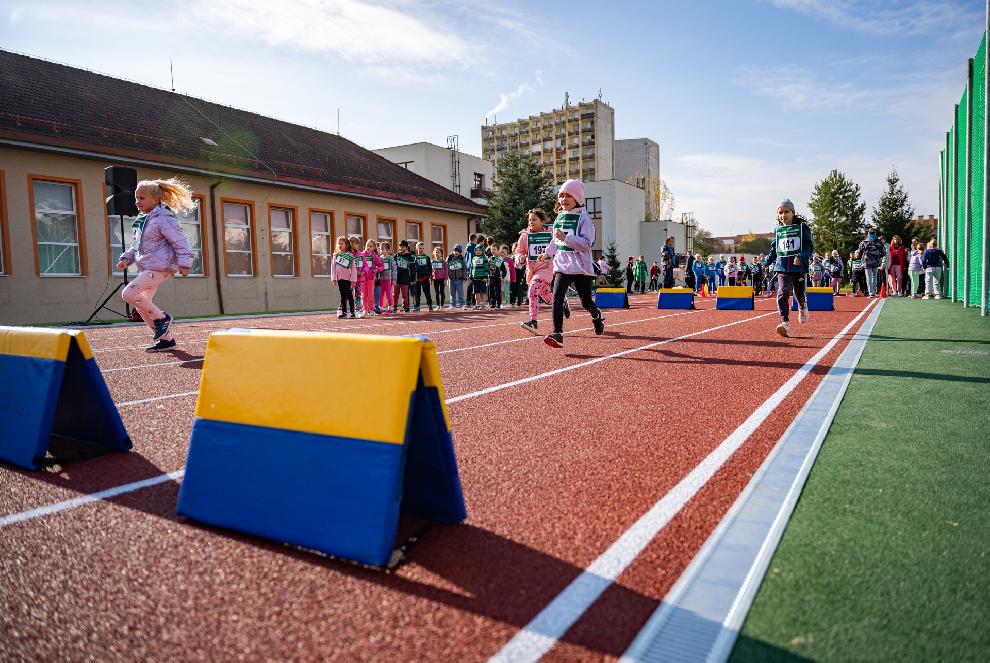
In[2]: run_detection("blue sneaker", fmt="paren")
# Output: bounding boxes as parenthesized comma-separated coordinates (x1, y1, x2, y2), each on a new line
(153, 313, 172, 340)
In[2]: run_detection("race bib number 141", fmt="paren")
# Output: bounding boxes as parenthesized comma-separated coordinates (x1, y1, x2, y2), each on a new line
(776, 225, 801, 257)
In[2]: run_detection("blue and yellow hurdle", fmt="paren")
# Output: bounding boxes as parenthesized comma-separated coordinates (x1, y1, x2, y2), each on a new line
(176, 329, 466, 568)
(715, 285, 755, 310)
(0, 326, 130, 470)
(657, 288, 695, 309)
(595, 287, 629, 308)
(792, 286, 835, 311)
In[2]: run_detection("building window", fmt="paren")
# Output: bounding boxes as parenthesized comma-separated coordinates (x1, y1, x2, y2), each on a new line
(376, 218, 396, 247)
(269, 206, 297, 277)
(473, 173, 485, 191)
(222, 200, 254, 276)
(586, 197, 602, 219)
(396, 161, 414, 169)
(310, 210, 333, 277)
(32, 178, 83, 276)
(405, 220, 422, 246)
(178, 197, 207, 276)
(431, 224, 446, 254)
(345, 213, 366, 245)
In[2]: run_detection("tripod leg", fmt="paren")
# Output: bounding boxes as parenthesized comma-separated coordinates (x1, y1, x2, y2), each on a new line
(85, 281, 128, 323)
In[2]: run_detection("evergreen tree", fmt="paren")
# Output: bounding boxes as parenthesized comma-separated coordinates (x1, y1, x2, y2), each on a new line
(483, 151, 556, 246)
(603, 240, 623, 287)
(692, 227, 722, 257)
(808, 169, 866, 258)
(871, 168, 916, 243)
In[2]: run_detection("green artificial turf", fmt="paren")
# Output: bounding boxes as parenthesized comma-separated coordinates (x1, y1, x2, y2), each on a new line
(730, 298, 990, 662)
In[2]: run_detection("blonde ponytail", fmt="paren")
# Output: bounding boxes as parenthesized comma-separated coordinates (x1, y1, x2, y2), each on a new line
(136, 177, 195, 214)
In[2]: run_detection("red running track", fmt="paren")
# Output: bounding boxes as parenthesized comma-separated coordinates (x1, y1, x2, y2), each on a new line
(0, 293, 873, 661)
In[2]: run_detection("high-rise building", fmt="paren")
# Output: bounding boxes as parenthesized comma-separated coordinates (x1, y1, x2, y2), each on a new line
(481, 99, 615, 184)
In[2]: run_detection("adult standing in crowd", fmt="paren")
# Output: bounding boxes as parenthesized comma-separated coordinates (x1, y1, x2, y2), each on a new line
(660, 236, 676, 289)
(857, 230, 886, 297)
(625, 257, 635, 294)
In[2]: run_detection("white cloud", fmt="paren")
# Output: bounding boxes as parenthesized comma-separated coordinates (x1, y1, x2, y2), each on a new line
(184, 0, 474, 67)
(735, 64, 883, 110)
(767, 0, 983, 38)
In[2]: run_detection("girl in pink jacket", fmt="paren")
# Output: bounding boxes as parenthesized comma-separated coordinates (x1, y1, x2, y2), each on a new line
(362, 239, 383, 316)
(331, 236, 358, 318)
(115, 178, 194, 353)
(349, 237, 365, 315)
(515, 208, 557, 335)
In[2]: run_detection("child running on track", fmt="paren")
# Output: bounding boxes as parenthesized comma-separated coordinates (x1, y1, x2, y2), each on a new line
(517, 209, 555, 334)
(116, 178, 194, 352)
(765, 199, 813, 337)
(331, 236, 357, 318)
(540, 179, 605, 348)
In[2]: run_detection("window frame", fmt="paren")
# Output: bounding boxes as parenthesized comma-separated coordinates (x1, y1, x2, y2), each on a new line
(376, 216, 396, 248)
(28, 174, 87, 277)
(267, 203, 299, 278)
(430, 223, 447, 255)
(308, 208, 335, 278)
(586, 196, 603, 220)
(220, 197, 257, 278)
(0, 170, 9, 275)
(343, 211, 367, 246)
(404, 219, 423, 248)
(181, 195, 209, 277)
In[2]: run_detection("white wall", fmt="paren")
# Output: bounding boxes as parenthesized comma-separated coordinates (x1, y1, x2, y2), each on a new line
(373, 142, 493, 205)
(614, 138, 660, 183)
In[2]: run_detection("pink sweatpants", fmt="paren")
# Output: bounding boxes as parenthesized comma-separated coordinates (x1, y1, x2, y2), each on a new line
(122, 269, 174, 341)
(528, 278, 552, 320)
(379, 279, 394, 309)
(361, 280, 375, 314)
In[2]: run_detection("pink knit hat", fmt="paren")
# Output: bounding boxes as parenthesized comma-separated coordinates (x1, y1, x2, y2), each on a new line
(558, 179, 585, 206)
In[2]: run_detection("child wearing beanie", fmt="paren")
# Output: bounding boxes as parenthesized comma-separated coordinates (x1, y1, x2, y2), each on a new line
(539, 179, 605, 348)
(765, 199, 813, 337)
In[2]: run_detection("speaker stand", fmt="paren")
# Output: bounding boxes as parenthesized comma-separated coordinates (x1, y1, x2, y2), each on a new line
(84, 214, 132, 323)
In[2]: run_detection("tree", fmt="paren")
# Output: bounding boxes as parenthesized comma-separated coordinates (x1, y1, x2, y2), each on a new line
(808, 169, 866, 258)
(871, 168, 916, 243)
(737, 233, 771, 255)
(483, 151, 556, 246)
(692, 226, 722, 257)
(603, 240, 624, 287)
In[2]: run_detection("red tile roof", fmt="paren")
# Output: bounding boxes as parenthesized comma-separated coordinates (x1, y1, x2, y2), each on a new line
(0, 50, 487, 215)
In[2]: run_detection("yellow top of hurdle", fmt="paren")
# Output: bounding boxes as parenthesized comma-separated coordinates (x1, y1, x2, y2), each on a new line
(196, 330, 441, 445)
(658, 288, 695, 293)
(597, 288, 627, 293)
(0, 326, 92, 361)
(715, 286, 753, 298)
(806, 287, 834, 293)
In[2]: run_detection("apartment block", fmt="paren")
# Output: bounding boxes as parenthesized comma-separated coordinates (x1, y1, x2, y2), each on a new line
(481, 99, 615, 184)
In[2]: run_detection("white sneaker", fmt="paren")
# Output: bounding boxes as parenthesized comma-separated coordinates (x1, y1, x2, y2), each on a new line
(798, 305, 809, 324)
(776, 321, 790, 337)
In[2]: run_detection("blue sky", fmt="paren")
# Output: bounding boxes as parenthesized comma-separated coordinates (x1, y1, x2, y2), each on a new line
(1, 0, 984, 235)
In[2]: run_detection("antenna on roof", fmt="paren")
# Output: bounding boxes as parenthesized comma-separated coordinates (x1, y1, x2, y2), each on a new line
(169, 59, 175, 93)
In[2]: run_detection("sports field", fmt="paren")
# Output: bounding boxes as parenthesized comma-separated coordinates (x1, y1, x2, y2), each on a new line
(0, 292, 917, 660)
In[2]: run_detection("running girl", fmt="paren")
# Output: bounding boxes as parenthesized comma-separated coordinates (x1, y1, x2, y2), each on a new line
(539, 179, 605, 348)
(115, 178, 194, 352)
(516, 209, 555, 334)
(765, 199, 813, 337)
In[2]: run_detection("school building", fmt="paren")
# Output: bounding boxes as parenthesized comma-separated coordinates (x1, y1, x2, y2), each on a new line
(0, 50, 487, 325)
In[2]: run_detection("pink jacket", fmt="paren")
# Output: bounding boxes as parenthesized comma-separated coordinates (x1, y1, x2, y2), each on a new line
(516, 230, 552, 284)
(331, 253, 358, 282)
(119, 204, 193, 273)
(353, 251, 377, 283)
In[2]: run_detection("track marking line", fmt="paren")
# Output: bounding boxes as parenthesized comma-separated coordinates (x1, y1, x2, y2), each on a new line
(620, 299, 884, 663)
(0, 310, 769, 529)
(449, 312, 774, 404)
(0, 470, 186, 529)
(488, 300, 877, 663)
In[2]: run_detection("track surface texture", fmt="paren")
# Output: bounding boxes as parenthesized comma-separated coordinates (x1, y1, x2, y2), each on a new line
(1, 292, 873, 661)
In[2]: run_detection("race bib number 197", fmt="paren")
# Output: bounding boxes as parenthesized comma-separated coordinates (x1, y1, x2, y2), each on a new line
(527, 232, 552, 259)
(776, 225, 801, 257)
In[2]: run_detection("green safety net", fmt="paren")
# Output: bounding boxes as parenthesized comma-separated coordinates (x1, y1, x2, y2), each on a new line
(956, 88, 967, 301)
(947, 126, 954, 280)
(968, 35, 986, 307)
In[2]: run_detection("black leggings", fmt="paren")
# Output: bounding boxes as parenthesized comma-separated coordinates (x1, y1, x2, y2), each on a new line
(337, 280, 355, 314)
(552, 273, 601, 333)
(776, 273, 806, 321)
(433, 279, 446, 307)
(413, 279, 433, 308)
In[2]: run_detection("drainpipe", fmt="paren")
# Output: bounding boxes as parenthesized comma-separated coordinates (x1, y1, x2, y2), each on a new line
(209, 179, 225, 315)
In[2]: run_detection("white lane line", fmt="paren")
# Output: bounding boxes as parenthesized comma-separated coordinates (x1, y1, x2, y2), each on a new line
(436, 310, 699, 355)
(103, 359, 204, 373)
(0, 470, 186, 529)
(449, 312, 774, 404)
(1, 309, 762, 530)
(488, 300, 877, 663)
